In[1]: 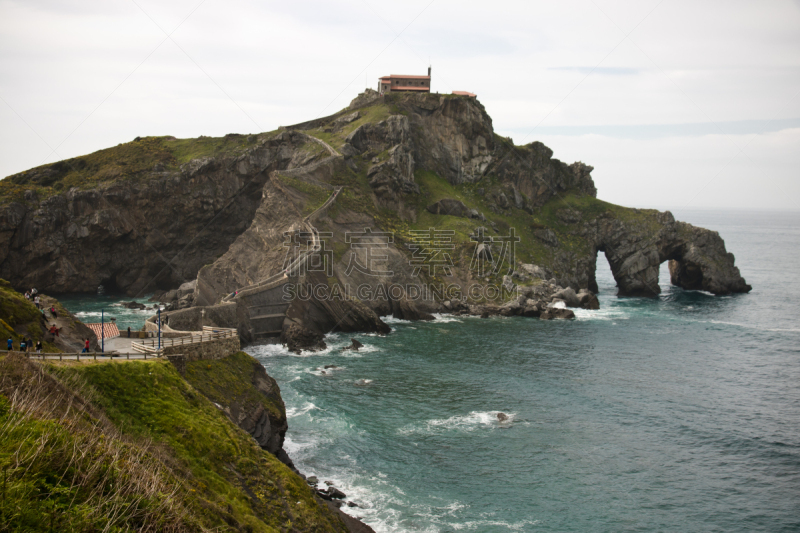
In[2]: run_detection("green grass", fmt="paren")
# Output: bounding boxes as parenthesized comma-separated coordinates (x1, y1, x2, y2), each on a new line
(42, 355, 349, 532)
(0, 132, 280, 206)
(184, 351, 284, 423)
(275, 174, 331, 217)
(302, 104, 394, 151)
(0, 279, 60, 352)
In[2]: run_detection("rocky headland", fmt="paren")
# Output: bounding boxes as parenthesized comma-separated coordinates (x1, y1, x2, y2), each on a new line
(0, 89, 751, 350)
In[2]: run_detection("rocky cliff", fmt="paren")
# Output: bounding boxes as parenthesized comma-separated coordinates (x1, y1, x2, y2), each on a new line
(0, 90, 750, 344)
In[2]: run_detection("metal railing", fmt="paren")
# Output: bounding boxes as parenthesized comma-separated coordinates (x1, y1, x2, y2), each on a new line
(131, 327, 237, 354)
(10, 351, 159, 361)
(223, 186, 341, 302)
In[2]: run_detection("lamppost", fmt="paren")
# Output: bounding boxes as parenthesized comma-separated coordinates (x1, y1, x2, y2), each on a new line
(101, 308, 104, 353)
(157, 307, 161, 351)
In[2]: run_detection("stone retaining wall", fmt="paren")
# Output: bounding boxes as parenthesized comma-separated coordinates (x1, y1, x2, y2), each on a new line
(164, 336, 241, 375)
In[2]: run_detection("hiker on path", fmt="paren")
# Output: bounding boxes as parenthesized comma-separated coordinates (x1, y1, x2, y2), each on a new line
(19, 339, 27, 352)
(50, 306, 58, 318)
(127, 326, 131, 338)
(82, 339, 90, 353)
(50, 324, 59, 337)
(24, 291, 30, 300)
(31, 288, 37, 295)
(7, 338, 12, 351)
(34, 295, 40, 309)
(26, 338, 32, 353)
(36, 340, 42, 353)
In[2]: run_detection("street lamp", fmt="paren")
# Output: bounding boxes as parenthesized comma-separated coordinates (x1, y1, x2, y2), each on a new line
(157, 307, 161, 351)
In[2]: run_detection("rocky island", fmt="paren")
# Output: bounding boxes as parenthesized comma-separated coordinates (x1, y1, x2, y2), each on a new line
(0, 89, 750, 351)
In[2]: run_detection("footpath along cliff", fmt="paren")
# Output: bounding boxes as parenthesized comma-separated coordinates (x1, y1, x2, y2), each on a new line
(0, 90, 751, 348)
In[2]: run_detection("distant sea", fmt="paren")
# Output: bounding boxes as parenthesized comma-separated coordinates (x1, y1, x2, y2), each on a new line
(58, 209, 800, 532)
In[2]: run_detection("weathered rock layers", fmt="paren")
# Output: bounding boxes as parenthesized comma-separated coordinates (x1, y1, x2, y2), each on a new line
(0, 131, 315, 295)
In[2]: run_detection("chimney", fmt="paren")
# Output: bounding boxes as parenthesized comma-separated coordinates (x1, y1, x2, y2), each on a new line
(428, 66, 431, 77)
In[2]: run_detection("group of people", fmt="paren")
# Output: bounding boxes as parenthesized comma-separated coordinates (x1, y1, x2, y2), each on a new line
(23, 287, 60, 319)
(7, 337, 43, 353)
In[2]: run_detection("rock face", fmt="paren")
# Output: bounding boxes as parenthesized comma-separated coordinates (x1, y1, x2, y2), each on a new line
(0, 131, 318, 295)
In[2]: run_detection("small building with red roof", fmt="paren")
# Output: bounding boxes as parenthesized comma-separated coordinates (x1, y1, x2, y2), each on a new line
(379, 67, 432, 94)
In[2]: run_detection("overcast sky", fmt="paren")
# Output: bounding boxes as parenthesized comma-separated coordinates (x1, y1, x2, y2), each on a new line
(1, 0, 799, 211)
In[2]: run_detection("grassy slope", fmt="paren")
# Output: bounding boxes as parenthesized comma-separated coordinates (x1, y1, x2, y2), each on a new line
(184, 351, 285, 423)
(0, 132, 279, 206)
(0, 353, 348, 533)
(0, 279, 60, 352)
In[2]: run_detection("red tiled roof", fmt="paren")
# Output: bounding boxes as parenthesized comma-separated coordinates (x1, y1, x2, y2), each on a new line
(452, 91, 477, 97)
(391, 86, 431, 91)
(86, 323, 120, 339)
(380, 74, 431, 80)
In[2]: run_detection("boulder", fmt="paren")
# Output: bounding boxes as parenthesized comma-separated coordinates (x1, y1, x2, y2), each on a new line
(551, 287, 581, 308)
(540, 308, 575, 320)
(342, 338, 364, 351)
(518, 263, 548, 280)
(281, 323, 326, 354)
(426, 198, 469, 218)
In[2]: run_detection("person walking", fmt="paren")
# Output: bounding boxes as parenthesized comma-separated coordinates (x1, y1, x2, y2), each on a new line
(7, 337, 12, 351)
(34, 295, 40, 309)
(26, 338, 32, 353)
(19, 339, 27, 352)
(36, 340, 42, 353)
(50, 306, 58, 319)
(127, 326, 131, 338)
(82, 339, 90, 353)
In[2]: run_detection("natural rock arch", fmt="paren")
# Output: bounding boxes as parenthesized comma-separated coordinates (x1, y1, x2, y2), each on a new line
(589, 211, 751, 297)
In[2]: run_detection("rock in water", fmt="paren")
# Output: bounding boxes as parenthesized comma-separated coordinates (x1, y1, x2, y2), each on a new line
(540, 308, 576, 320)
(281, 323, 326, 354)
(342, 338, 364, 351)
(497, 412, 509, 422)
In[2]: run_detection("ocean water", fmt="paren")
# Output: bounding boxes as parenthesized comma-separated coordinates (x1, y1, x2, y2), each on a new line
(56, 293, 158, 333)
(245, 209, 800, 532)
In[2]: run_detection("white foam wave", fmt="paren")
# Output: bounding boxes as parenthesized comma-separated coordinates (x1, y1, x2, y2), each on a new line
(571, 307, 630, 321)
(381, 316, 411, 324)
(705, 319, 800, 333)
(286, 402, 317, 418)
(450, 519, 540, 531)
(399, 411, 516, 435)
(431, 313, 463, 323)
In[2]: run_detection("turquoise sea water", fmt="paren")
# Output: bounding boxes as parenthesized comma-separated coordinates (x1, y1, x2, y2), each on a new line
(55, 293, 158, 333)
(56, 209, 800, 532)
(244, 210, 800, 532)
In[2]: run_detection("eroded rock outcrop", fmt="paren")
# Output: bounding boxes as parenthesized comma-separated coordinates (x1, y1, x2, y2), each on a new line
(588, 210, 751, 296)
